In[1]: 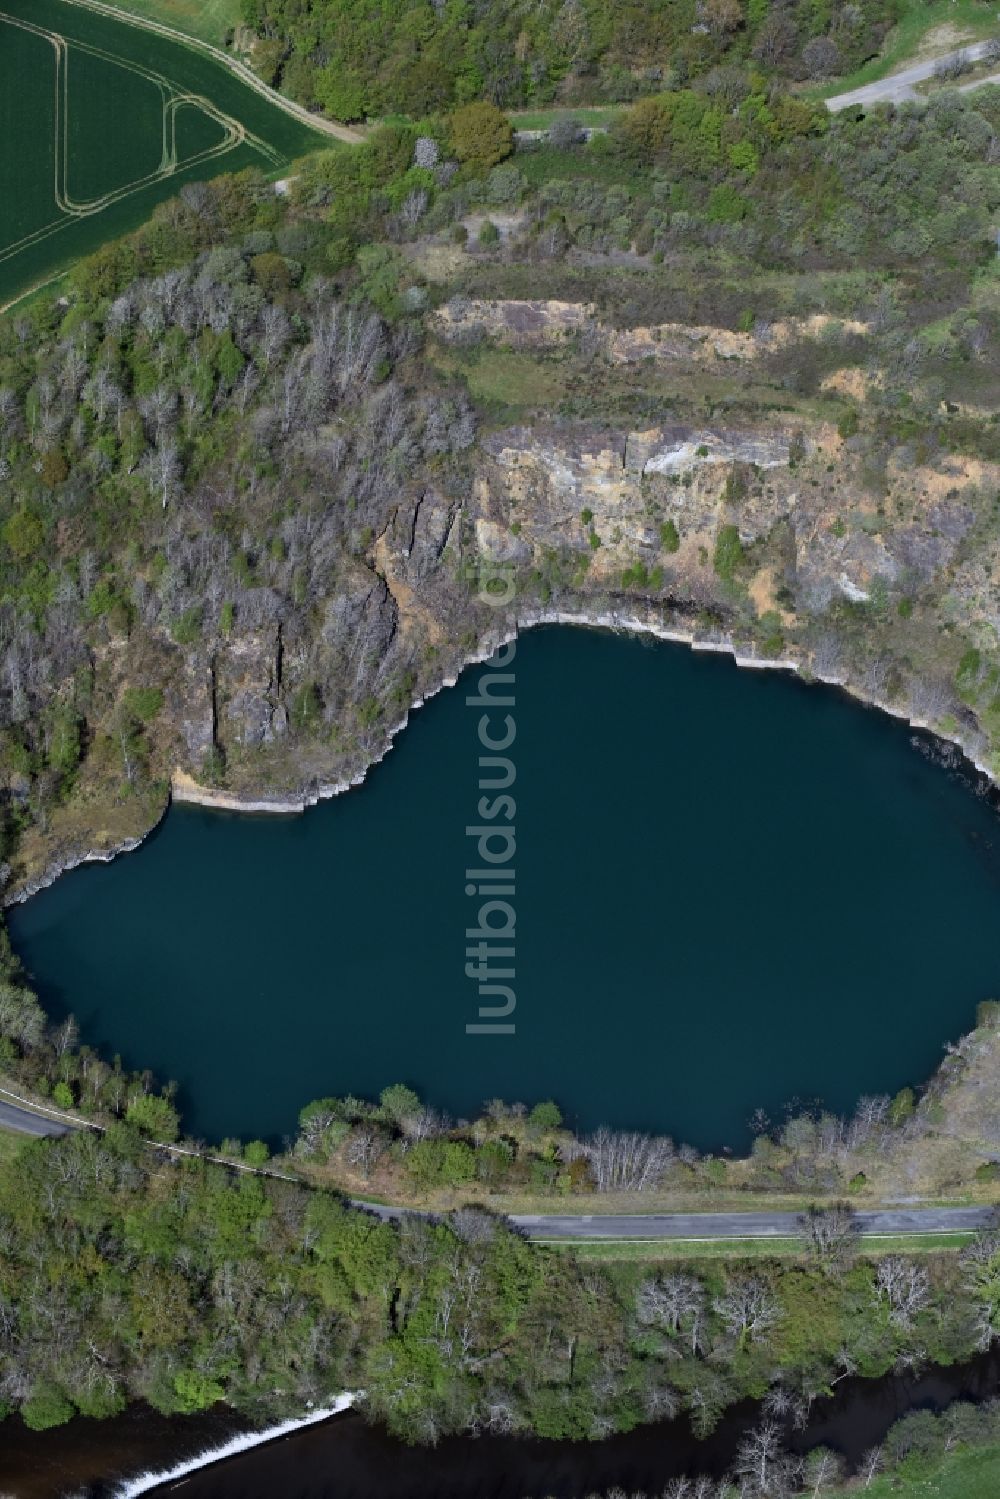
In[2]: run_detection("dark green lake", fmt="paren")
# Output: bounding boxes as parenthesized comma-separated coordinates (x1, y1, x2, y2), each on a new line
(10, 626, 1000, 1151)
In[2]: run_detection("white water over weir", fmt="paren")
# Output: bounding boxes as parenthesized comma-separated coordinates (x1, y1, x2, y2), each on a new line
(111, 1393, 356, 1497)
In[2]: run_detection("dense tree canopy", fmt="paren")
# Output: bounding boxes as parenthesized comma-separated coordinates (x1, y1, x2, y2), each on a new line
(4, 1121, 1000, 1449)
(240, 0, 900, 119)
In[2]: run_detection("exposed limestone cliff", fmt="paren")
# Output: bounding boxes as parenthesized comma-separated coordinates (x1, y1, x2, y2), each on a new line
(434, 298, 871, 368)
(7, 305, 999, 897)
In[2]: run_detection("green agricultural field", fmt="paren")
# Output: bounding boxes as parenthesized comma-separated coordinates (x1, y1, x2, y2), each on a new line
(0, 0, 323, 309)
(99, 0, 242, 48)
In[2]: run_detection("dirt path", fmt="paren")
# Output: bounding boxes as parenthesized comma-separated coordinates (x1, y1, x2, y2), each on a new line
(0, 271, 67, 319)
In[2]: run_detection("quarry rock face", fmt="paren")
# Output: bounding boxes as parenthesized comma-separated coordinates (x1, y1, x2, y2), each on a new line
(9, 307, 1000, 893)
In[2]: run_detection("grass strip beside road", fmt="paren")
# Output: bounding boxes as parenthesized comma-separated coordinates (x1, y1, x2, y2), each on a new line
(539, 1232, 978, 1261)
(510, 106, 624, 129)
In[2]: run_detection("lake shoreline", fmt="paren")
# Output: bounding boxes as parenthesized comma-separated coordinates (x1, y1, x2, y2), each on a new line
(167, 606, 996, 817)
(5, 607, 992, 906)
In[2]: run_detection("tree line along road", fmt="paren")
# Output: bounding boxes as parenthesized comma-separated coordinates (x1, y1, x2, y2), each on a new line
(2, 1091, 994, 1240)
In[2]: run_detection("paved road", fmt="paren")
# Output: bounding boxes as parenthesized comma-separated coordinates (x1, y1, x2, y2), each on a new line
(827, 39, 998, 110)
(0, 1099, 69, 1137)
(510, 1208, 995, 1238)
(2, 1099, 992, 1240)
(354, 1201, 996, 1239)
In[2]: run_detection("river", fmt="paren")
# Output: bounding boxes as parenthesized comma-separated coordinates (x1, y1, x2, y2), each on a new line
(3, 1348, 1000, 1497)
(10, 625, 1000, 1151)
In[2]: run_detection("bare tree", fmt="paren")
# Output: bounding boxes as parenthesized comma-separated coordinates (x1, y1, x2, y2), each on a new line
(139, 386, 177, 443)
(144, 440, 182, 510)
(733, 1421, 799, 1496)
(803, 1446, 843, 1495)
(399, 189, 429, 229)
(345, 1124, 386, 1178)
(798, 1202, 859, 1271)
(450, 1208, 497, 1245)
(52, 1014, 79, 1059)
(401, 1106, 450, 1143)
(858, 1446, 883, 1487)
(713, 1275, 779, 1348)
(638, 1272, 705, 1351)
(873, 1256, 930, 1327)
(260, 304, 291, 370)
(644, 1383, 679, 1420)
(846, 1093, 890, 1151)
(908, 675, 953, 724)
(762, 1385, 809, 1428)
(584, 1128, 675, 1192)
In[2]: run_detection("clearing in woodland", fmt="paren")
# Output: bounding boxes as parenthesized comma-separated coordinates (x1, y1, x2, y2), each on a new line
(0, 0, 321, 307)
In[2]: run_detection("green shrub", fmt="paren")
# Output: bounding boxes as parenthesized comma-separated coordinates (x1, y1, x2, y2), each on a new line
(405, 1138, 476, 1187)
(889, 1086, 916, 1125)
(528, 1099, 562, 1131)
(713, 524, 744, 580)
(476, 1139, 515, 1184)
(171, 608, 202, 646)
(126, 1093, 180, 1142)
(660, 520, 680, 552)
(706, 185, 749, 223)
(380, 1083, 421, 1125)
(174, 1369, 226, 1414)
(122, 687, 164, 723)
(46, 705, 82, 777)
(449, 103, 514, 170)
(290, 683, 322, 731)
(3, 510, 44, 561)
(21, 1384, 74, 1431)
(956, 647, 982, 692)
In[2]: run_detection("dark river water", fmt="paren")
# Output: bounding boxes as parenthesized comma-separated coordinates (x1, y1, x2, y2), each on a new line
(10, 625, 1000, 1152)
(3, 1349, 1000, 1498)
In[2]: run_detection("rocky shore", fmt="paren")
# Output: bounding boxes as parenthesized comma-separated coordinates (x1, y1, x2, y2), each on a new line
(7, 602, 986, 914)
(5, 363, 998, 899)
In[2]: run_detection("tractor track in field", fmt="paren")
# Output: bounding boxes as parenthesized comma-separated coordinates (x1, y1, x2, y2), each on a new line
(56, 0, 366, 144)
(0, 0, 317, 308)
